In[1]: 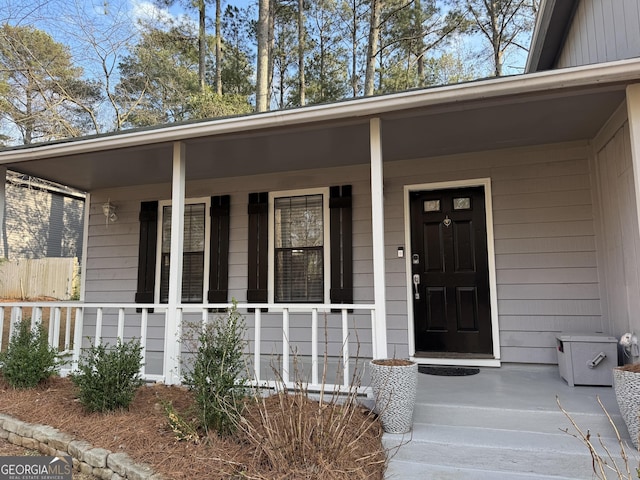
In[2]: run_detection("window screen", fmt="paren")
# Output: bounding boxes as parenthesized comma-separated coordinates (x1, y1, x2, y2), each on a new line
(274, 195, 324, 302)
(160, 203, 206, 303)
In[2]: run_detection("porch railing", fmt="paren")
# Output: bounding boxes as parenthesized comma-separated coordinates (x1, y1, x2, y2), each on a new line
(0, 302, 376, 393)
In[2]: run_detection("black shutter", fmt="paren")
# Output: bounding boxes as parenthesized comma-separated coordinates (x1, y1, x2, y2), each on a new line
(208, 195, 230, 303)
(135, 201, 158, 304)
(247, 192, 268, 303)
(330, 185, 353, 305)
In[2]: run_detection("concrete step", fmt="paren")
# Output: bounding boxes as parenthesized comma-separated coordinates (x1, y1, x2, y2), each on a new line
(388, 423, 627, 454)
(383, 433, 633, 480)
(383, 400, 634, 479)
(412, 403, 628, 439)
(385, 458, 594, 480)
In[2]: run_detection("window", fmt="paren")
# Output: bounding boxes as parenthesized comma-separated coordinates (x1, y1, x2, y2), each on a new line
(159, 201, 208, 303)
(272, 193, 327, 303)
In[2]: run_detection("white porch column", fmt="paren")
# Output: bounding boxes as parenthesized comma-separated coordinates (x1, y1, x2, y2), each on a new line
(628, 85, 640, 242)
(370, 118, 388, 359)
(0, 166, 6, 259)
(164, 142, 186, 384)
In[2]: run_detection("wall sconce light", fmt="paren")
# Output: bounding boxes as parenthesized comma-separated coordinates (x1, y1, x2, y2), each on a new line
(102, 199, 118, 224)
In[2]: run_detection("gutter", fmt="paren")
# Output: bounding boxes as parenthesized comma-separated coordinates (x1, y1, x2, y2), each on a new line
(1, 57, 640, 164)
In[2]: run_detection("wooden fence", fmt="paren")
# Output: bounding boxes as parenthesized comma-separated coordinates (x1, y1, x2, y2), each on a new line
(0, 257, 79, 300)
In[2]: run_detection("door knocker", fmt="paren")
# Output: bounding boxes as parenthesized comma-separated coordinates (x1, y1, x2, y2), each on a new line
(443, 215, 452, 228)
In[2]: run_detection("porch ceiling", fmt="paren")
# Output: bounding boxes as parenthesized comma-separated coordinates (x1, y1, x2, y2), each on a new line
(0, 64, 633, 192)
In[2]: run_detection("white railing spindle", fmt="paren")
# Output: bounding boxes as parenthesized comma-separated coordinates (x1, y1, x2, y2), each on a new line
(282, 308, 290, 384)
(342, 309, 349, 386)
(52, 307, 61, 349)
(117, 308, 125, 341)
(72, 307, 84, 371)
(64, 308, 72, 350)
(254, 309, 262, 382)
(95, 307, 103, 347)
(140, 308, 148, 376)
(9, 306, 21, 340)
(311, 308, 318, 386)
(33, 307, 42, 330)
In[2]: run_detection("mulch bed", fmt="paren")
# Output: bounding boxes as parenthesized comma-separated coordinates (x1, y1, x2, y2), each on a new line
(0, 377, 386, 479)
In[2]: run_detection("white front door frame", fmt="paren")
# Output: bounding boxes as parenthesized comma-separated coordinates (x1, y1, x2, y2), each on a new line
(403, 177, 501, 367)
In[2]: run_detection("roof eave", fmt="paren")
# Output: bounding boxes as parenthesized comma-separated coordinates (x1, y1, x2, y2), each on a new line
(1, 57, 639, 165)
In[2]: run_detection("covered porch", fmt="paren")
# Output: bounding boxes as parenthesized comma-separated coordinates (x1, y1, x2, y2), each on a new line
(1, 59, 640, 391)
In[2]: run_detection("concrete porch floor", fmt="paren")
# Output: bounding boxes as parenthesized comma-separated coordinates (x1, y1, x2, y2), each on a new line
(383, 364, 636, 479)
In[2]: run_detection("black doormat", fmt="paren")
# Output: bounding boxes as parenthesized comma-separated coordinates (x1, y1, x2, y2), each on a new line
(418, 366, 480, 376)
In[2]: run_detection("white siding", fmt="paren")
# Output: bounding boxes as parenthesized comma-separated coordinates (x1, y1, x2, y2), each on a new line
(557, 0, 640, 68)
(84, 142, 602, 365)
(592, 118, 640, 344)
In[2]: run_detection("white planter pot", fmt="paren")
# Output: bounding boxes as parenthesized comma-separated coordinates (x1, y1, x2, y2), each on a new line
(613, 366, 640, 450)
(369, 359, 418, 434)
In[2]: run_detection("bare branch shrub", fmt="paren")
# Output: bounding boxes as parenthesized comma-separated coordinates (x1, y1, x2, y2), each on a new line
(558, 396, 640, 479)
(238, 319, 387, 479)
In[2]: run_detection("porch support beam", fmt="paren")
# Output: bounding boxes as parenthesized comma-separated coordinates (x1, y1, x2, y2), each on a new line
(370, 118, 388, 359)
(164, 141, 186, 385)
(628, 85, 640, 246)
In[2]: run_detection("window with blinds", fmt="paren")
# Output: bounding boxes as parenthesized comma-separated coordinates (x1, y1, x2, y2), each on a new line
(160, 203, 206, 303)
(274, 194, 324, 303)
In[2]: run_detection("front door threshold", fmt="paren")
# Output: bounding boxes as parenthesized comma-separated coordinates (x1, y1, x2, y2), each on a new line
(411, 355, 501, 368)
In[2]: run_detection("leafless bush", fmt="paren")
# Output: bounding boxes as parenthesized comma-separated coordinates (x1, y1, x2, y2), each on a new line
(558, 396, 640, 479)
(238, 333, 387, 479)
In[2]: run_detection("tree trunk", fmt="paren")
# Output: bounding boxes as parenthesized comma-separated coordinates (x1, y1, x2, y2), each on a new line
(198, 0, 206, 91)
(215, 0, 222, 95)
(351, 0, 358, 96)
(415, 0, 425, 87)
(256, 0, 270, 112)
(297, 0, 305, 106)
(364, 0, 382, 96)
(489, 2, 502, 76)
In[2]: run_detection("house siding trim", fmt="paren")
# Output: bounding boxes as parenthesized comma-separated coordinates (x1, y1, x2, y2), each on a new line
(403, 178, 500, 366)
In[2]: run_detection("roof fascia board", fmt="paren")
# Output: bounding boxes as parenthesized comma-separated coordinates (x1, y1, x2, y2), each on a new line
(1, 58, 640, 165)
(526, 0, 580, 72)
(525, 0, 555, 72)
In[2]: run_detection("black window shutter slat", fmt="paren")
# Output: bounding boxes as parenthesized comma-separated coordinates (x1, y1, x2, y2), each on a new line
(135, 201, 158, 304)
(330, 185, 353, 305)
(247, 192, 268, 303)
(208, 195, 230, 303)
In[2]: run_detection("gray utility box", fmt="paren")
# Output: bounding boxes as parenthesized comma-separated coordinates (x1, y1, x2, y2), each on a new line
(556, 333, 618, 386)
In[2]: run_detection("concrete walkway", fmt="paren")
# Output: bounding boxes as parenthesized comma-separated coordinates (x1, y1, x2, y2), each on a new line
(384, 364, 635, 479)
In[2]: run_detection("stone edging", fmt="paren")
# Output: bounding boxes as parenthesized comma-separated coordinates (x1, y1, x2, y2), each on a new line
(0, 413, 164, 480)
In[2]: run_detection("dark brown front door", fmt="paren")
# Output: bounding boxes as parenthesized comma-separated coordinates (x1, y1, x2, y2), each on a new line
(410, 186, 493, 356)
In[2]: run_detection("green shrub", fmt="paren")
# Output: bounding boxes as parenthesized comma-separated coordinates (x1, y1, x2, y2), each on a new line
(0, 318, 60, 388)
(71, 338, 144, 412)
(182, 300, 248, 435)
